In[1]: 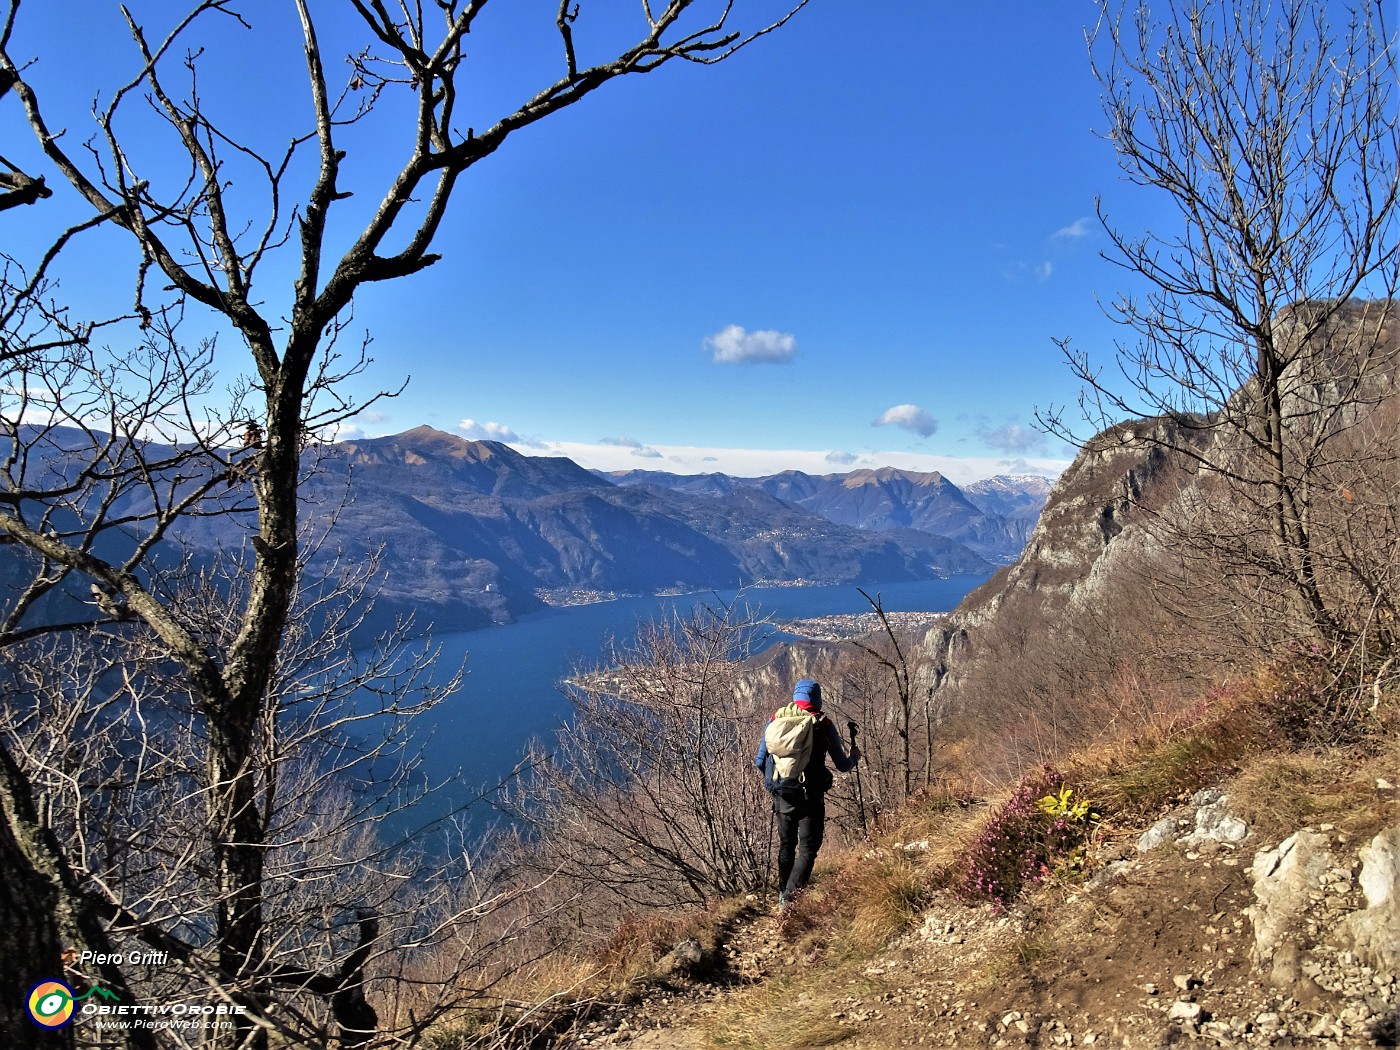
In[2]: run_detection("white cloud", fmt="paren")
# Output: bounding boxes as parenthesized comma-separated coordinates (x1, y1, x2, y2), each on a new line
(457, 418, 521, 442)
(704, 324, 797, 364)
(1053, 217, 1093, 239)
(979, 422, 1048, 455)
(873, 404, 938, 438)
(997, 458, 1061, 478)
(597, 435, 663, 458)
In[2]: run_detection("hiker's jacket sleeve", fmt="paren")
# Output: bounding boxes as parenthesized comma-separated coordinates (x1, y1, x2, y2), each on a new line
(754, 733, 770, 773)
(822, 719, 857, 773)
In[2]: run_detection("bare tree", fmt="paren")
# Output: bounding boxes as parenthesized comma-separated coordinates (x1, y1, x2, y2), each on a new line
(830, 662, 894, 827)
(0, 539, 553, 1045)
(1041, 0, 1399, 685)
(0, 0, 812, 1044)
(2, 536, 599, 1049)
(506, 602, 774, 926)
(0, 66, 48, 209)
(851, 588, 918, 803)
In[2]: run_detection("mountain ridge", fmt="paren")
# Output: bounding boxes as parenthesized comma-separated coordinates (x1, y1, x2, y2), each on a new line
(295, 432, 997, 630)
(338, 427, 608, 500)
(601, 464, 1051, 564)
(3, 425, 1031, 635)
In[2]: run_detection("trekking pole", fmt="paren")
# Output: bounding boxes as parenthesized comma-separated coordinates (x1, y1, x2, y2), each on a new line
(765, 797, 775, 902)
(847, 720, 868, 837)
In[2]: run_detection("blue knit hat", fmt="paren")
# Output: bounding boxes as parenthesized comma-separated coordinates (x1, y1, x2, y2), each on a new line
(793, 679, 822, 709)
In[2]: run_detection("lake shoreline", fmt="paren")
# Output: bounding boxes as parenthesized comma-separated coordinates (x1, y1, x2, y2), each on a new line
(374, 575, 990, 841)
(778, 609, 949, 642)
(524, 572, 984, 612)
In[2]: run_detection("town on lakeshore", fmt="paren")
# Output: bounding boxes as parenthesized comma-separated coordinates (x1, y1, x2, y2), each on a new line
(778, 610, 948, 643)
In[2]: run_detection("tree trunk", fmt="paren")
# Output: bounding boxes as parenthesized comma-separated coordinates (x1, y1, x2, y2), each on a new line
(205, 710, 267, 1050)
(0, 745, 154, 1050)
(0, 745, 74, 1049)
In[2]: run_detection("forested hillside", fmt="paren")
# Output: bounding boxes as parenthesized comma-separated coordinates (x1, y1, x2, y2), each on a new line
(310, 429, 993, 628)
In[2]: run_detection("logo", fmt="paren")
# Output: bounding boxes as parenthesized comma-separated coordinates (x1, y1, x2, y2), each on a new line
(27, 980, 76, 1029)
(26, 980, 120, 1029)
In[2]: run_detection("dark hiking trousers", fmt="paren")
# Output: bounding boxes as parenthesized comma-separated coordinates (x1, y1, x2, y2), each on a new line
(773, 788, 825, 898)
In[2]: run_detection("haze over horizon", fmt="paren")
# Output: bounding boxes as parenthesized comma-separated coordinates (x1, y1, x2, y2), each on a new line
(341, 424, 1066, 487)
(501, 436, 1070, 486)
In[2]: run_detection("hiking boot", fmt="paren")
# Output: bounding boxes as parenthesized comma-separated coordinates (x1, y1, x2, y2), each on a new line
(776, 891, 790, 914)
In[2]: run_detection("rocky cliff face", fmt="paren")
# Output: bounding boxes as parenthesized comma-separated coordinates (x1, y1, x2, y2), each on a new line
(719, 404, 1275, 771)
(904, 416, 1203, 729)
(910, 299, 1400, 739)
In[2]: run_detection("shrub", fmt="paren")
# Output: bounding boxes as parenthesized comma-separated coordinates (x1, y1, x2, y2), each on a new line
(1265, 654, 1385, 748)
(954, 765, 1099, 909)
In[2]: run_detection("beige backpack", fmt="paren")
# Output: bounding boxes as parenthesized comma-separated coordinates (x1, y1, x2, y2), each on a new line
(764, 703, 818, 784)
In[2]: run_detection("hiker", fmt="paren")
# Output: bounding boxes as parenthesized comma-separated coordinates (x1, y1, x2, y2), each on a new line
(754, 678, 859, 907)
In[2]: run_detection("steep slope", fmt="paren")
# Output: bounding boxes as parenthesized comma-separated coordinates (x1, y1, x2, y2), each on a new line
(897, 417, 1206, 778)
(561, 753, 1400, 1050)
(723, 422, 1196, 744)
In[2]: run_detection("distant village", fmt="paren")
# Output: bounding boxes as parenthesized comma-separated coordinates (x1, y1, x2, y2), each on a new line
(778, 610, 947, 642)
(535, 587, 623, 607)
(534, 588, 954, 643)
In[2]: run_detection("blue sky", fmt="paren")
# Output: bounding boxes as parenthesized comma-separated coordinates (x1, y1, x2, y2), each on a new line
(2, 1, 1176, 484)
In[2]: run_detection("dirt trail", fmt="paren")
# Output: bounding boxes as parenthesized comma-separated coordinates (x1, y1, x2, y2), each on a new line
(573, 804, 1399, 1049)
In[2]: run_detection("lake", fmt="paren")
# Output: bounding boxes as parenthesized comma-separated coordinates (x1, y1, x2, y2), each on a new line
(390, 576, 985, 841)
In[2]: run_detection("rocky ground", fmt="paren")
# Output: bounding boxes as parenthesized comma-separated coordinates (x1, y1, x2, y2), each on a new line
(561, 784, 1399, 1049)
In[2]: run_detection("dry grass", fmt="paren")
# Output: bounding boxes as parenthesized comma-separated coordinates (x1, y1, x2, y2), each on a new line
(839, 851, 929, 950)
(694, 664, 1393, 1049)
(418, 895, 760, 1047)
(573, 894, 755, 993)
(774, 657, 1390, 972)
(440, 659, 1396, 1049)
(782, 792, 1003, 957)
(1067, 665, 1299, 819)
(704, 973, 858, 1050)
(880, 793, 1002, 893)
(1229, 739, 1400, 842)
